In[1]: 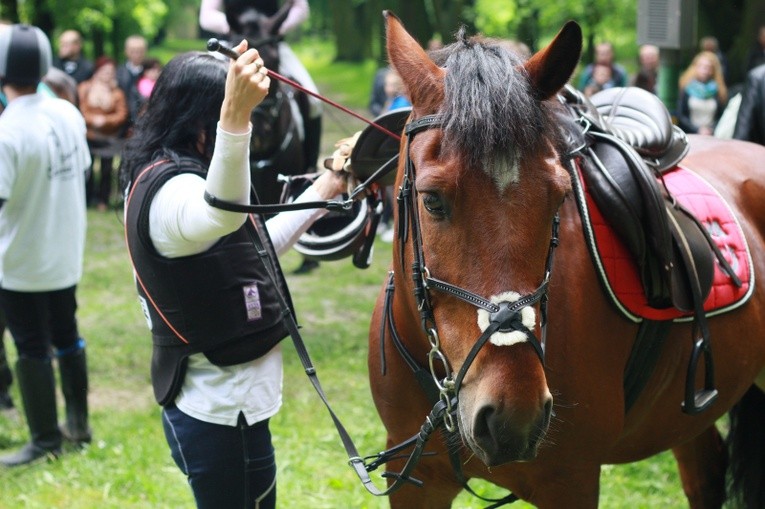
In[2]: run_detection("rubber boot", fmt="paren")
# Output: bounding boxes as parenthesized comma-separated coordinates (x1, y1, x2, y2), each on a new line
(0, 357, 61, 467)
(303, 116, 323, 171)
(58, 345, 91, 446)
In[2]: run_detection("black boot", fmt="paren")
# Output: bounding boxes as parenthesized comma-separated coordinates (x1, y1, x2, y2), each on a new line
(58, 346, 91, 446)
(0, 357, 61, 467)
(303, 116, 323, 171)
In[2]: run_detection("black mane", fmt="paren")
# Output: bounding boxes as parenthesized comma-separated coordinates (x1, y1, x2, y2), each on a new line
(433, 29, 553, 175)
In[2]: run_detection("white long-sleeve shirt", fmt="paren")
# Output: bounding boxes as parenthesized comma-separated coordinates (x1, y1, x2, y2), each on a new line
(150, 124, 326, 426)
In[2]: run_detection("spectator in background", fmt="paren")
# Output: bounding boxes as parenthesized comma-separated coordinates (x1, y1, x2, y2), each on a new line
(578, 42, 627, 92)
(78, 56, 128, 211)
(0, 24, 92, 467)
(700, 36, 729, 83)
(43, 67, 78, 105)
(53, 30, 93, 84)
(632, 44, 660, 94)
(583, 63, 615, 97)
(733, 63, 765, 144)
(368, 66, 391, 117)
(745, 25, 765, 73)
(382, 69, 410, 112)
(676, 51, 728, 136)
(136, 58, 162, 102)
(116, 34, 148, 133)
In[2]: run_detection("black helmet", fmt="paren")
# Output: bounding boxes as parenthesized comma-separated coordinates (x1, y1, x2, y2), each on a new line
(0, 24, 52, 86)
(349, 107, 410, 186)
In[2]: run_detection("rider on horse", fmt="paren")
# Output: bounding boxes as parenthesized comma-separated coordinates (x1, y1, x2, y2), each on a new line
(199, 0, 323, 170)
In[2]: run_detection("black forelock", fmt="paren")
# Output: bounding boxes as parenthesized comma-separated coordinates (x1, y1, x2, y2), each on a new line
(437, 30, 549, 172)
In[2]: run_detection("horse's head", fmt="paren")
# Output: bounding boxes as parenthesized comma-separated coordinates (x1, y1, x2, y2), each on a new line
(225, 0, 293, 71)
(385, 12, 581, 466)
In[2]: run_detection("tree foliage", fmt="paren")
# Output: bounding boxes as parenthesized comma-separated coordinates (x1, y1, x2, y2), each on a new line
(0, 0, 761, 84)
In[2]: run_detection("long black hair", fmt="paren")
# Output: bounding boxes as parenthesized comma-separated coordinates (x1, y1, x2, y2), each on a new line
(118, 51, 228, 192)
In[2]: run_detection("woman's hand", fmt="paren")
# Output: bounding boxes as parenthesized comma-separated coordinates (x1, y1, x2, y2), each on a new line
(219, 39, 271, 134)
(310, 169, 349, 200)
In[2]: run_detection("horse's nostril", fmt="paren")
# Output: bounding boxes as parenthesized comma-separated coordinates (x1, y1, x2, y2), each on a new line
(473, 404, 495, 440)
(544, 396, 553, 420)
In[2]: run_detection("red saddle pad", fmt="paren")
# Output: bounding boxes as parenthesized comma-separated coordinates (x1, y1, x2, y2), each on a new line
(580, 165, 753, 321)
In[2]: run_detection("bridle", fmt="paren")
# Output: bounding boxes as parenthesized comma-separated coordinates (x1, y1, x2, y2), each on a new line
(393, 113, 558, 429)
(353, 113, 562, 505)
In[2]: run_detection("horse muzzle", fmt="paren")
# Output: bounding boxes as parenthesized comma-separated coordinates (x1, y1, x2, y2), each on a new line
(460, 391, 553, 466)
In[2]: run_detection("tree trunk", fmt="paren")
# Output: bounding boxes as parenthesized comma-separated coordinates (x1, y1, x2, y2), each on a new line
(0, 0, 19, 23)
(396, 0, 433, 48)
(328, 0, 366, 62)
(432, 0, 477, 41)
(30, 0, 54, 34)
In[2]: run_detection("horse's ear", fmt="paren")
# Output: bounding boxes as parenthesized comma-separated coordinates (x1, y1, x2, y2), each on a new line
(265, 0, 293, 36)
(385, 11, 445, 114)
(523, 21, 582, 100)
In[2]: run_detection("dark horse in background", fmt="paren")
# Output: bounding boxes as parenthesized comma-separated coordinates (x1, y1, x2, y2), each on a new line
(225, 0, 317, 205)
(368, 12, 765, 508)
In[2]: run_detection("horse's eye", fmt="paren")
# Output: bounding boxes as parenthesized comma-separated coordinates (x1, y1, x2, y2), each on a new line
(421, 192, 446, 217)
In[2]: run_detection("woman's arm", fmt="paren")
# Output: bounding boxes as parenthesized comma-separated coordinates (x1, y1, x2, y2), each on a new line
(150, 42, 271, 258)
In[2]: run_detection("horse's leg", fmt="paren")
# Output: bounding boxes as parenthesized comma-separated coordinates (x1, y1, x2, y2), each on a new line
(671, 426, 727, 509)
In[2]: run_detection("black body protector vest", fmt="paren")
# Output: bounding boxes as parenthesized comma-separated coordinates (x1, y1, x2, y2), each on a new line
(124, 158, 293, 405)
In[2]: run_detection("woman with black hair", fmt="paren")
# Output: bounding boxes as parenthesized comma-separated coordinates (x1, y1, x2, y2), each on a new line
(119, 41, 345, 508)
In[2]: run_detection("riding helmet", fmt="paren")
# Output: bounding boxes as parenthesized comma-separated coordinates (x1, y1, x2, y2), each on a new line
(280, 173, 379, 263)
(0, 24, 52, 86)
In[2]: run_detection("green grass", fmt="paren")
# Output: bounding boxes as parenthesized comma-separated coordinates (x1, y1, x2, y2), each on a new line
(0, 38, 695, 508)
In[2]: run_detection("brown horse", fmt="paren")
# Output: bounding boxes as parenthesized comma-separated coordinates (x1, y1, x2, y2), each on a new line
(368, 12, 765, 508)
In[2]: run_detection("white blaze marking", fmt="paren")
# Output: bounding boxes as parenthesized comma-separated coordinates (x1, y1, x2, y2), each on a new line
(476, 291, 537, 346)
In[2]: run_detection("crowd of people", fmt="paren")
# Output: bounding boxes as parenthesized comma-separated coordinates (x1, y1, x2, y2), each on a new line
(51, 30, 161, 211)
(2, 6, 765, 509)
(574, 28, 765, 144)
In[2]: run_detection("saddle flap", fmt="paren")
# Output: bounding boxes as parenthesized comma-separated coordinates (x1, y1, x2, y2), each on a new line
(666, 205, 715, 313)
(583, 132, 675, 307)
(583, 143, 646, 261)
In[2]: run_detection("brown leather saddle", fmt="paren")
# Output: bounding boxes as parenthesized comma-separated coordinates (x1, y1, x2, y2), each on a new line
(561, 85, 722, 312)
(561, 85, 745, 414)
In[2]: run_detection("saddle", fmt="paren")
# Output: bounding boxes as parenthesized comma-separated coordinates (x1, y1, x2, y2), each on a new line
(561, 85, 744, 415)
(561, 85, 720, 312)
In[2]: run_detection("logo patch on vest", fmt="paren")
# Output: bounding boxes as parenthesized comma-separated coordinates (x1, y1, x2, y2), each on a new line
(138, 296, 153, 330)
(243, 284, 262, 321)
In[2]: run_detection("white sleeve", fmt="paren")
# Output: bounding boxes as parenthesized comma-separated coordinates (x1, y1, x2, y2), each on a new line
(266, 186, 328, 256)
(149, 124, 252, 258)
(199, 0, 230, 34)
(279, 0, 309, 35)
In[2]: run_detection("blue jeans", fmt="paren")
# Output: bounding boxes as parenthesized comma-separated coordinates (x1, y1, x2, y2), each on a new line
(162, 404, 276, 509)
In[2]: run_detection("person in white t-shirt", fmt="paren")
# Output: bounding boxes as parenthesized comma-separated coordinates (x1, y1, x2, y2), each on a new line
(0, 24, 92, 467)
(119, 40, 345, 508)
